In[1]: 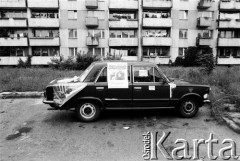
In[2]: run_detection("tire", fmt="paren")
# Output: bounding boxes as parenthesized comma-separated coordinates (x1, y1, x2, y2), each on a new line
(178, 98, 199, 118)
(76, 101, 101, 122)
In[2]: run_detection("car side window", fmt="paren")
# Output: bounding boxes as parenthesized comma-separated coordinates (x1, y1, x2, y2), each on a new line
(97, 66, 131, 83)
(154, 68, 164, 82)
(97, 68, 107, 82)
(133, 66, 154, 82)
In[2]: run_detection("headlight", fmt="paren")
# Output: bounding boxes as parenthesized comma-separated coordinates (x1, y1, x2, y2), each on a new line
(204, 94, 209, 99)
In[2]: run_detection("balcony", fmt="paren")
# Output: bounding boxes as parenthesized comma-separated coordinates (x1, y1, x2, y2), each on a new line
(143, 18, 172, 28)
(0, 37, 28, 46)
(0, 0, 26, 8)
(143, 0, 172, 9)
(28, 0, 59, 8)
(109, 0, 138, 10)
(109, 19, 138, 28)
(85, 0, 98, 9)
(198, 0, 212, 9)
(31, 56, 60, 65)
(29, 37, 60, 46)
(28, 19, 59, 28)
(0, 57, 27, 65)
(142, 37, 172, 46)
(197, 17, 211, 27)
(86, 37, 99, 46)
(0, 19, 27, 27)
(218, 38, 240, 47)
(85, 17, 98, 27)
(218, 19, 240, 29)
(109, 38, 138, 46)
(220, 0, 240, 11)
(196, 38, 211, 46)
(218, 56, 240, 65)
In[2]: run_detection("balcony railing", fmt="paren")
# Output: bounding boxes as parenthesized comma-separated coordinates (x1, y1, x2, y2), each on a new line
(142, 37, 172, 46)
(143, 18, 172, 28)
(198, 0, 212, 9)
(28, 0, 59, 8)
(197, 17, 212, 27)
(109, 0, 138, 10)
(143, 0, 172, 9)
(218, 19, 240, 29)
(218, 38, 240, 47)
(29, 37, 60, 46)
(220, 0, 240, 10)
(109, 38, 138, 46)
(0, 19, 27, 27)
(196, 38, 211, 46)
(86, 37, 99, 46)
(85, 0, 98, 9)
(28, 18, 59, 28)
(0, 0, 26, 8)
(109, 19, 138, 28)
(85, 17, 99, 27)
(0, 37, 28, 46)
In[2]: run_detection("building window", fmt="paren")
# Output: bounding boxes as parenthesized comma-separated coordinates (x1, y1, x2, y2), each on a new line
(32, 47, 59, 56)
(109, 30, 136, 38)
(88, 48, 105, 57)
(219, 30, 240, 38)
(68, 10, 77, 19)
(179, 48, 187, 57)
(198, 11, 213, 19)
(179, 10, 188, 20)
(32, 30, 59, 38)
(109, 12, 137, 20)
(143, 11, 170, 19)
(31, 10, 58, 18)
(88, 30, 105, 38)
(198, 30, 212, 38)
(0, 10, 27, 19)
(69, 29, 77, 38)
(143, 47, 170, 57)
(69, 48, 78, 56)
(179, 29, 188, 39)
(143, 29, 170, 37)
(109, 48, 137, 57)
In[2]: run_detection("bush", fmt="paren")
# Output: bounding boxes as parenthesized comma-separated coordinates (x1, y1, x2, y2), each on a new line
(17, 55, 32, 68)
(49, 54, 100, 70)
(173, 56, 184, 66)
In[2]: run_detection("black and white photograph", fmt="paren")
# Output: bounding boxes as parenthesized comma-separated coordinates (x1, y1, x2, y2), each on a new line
(0, 0, 240, 160)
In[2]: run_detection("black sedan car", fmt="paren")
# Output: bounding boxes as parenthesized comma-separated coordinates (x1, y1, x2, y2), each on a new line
(43, 61, 211, 122)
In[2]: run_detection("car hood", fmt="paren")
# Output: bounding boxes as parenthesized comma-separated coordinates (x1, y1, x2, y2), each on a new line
(170, 78, 209, 87)
(47, 76, 87, 108)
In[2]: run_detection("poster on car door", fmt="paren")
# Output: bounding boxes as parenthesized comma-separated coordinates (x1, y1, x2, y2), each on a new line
(107, 62, 128, 89)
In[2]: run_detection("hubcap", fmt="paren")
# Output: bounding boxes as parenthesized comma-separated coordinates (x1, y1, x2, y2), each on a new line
(80, 103, 96, 119)
(183, 101, 195, 114)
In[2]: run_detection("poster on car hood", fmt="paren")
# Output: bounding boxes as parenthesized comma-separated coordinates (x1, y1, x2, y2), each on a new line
(107, 62, 128, 89)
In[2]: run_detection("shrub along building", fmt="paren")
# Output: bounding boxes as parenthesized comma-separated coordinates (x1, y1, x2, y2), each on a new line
(0, 0, 239, 66)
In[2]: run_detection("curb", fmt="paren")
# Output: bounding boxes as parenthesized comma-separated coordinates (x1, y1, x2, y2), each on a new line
(0, 92, 43, 99)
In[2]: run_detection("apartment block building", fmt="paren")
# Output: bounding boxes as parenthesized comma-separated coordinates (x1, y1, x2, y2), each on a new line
(0, 0, 239, 65)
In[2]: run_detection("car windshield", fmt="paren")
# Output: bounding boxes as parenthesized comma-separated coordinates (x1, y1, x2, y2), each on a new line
(79, 64, 94, 82)
(156, 66, 170, 83)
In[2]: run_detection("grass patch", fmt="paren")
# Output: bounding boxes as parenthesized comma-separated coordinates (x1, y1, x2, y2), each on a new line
(0, 68, 81, 92)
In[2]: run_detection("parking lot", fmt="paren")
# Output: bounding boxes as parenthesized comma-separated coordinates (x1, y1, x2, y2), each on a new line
(0, 98, 239, 161)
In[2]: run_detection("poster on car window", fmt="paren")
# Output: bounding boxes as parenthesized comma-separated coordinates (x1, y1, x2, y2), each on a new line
(107, 63, 128, 89)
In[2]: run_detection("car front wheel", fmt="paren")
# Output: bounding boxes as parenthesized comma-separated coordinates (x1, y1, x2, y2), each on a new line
(178, 98, 199, 118)
(76, 102, 100, 122)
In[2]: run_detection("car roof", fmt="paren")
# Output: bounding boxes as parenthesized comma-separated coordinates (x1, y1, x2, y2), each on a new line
(92, 60, 155, 66)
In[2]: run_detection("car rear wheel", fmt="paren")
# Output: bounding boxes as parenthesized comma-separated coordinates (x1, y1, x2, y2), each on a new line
(76, 101, 100, 122)
(178, 98, 199, 118)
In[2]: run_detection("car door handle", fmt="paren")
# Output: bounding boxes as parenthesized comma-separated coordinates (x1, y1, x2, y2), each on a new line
(134, 87, 142, 90)
(96, 87, 104, 90)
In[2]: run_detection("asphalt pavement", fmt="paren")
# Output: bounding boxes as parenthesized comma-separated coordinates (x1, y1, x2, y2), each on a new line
(0, 99, 239, 161)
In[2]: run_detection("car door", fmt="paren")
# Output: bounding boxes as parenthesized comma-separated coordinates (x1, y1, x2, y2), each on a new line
(132, 65, 170, 107)
(95, 66, 132, 108)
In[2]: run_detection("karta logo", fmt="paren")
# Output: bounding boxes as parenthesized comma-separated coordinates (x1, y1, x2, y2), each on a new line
(142, 131, 239, 160)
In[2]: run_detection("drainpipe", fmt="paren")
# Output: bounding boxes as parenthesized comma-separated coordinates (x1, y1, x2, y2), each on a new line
(138, 0, 143, 61)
